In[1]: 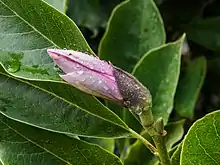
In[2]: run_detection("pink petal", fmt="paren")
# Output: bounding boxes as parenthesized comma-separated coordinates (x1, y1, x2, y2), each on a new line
(47, 49, 123, 103)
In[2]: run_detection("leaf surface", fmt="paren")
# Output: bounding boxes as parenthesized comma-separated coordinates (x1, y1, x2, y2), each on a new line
(175, 57, 206, 119)
(187, 17, 220, 51)
(0, 68, 129, 138)
(99, 0, 165, 72)
(181, 110, 220, 165)
(0, 0, 93, 81)
(133, 36, 185, 123)
(0, 113, 122, 165)
(44, 0, 67, 13)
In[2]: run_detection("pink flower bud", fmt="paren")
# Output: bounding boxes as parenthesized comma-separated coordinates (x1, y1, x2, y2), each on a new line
(47, 49, 152, 114)
(47, 49, 123, 104)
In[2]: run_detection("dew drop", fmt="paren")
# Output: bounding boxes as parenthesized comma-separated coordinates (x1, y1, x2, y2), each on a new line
(124, 100, 131, 106)
(135, 110, 142, 116)
(103, 86, 109, 90)
(133, 106, 142, 116)
(77, 71, 84, 75)
(32, 64, 39, 68)
(6, 60, 21, 73)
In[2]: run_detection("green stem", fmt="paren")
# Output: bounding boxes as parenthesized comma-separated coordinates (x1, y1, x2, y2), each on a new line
(152, 135, 171, 165)
(139, 108, 154, 128)
(139, 108, 171, 165)
(129, 128, 158, 155)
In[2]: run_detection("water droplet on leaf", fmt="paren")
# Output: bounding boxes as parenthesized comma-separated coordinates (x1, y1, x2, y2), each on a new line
(32, 64, 39, 68)
(6, 60, 21, 73)
(135, 110, 142, 116)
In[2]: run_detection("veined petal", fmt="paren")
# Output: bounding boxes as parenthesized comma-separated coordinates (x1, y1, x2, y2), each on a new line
(60, 71, 123, 102)
(47, 49, 113, 76)
(47, 49, 123, 103)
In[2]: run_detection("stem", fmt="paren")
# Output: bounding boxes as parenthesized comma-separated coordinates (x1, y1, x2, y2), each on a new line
(152, 135, 171, 165)
(139, 108, 154, 128)
(139, 108, 171, 165)
(129, 128, 158, 155)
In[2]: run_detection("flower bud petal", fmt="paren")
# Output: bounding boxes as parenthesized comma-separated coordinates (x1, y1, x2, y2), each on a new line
(47, 49, 152, 115)
(47, 49, 113, 76)
(47, 49, 123, 103)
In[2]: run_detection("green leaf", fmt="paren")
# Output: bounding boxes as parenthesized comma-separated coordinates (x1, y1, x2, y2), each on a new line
(123, 133, 157, 165)
(0, 69, 129, 138)
(106, 101, 142, 134)
(44, 0, 67, 13)
(0, 0, 131, 138)
(0, 113, 122, 165)
(171, 143, 182, 165)
(0, 0, 93, 81)
(123, 120, 185, 165)
(82, 137, 115, 153)
(133, 35, 185, 124)
(181, 110, 220, 165)
(99, 0, 165, 72)
(169, 144, 179, 157)
(165, 120, 185, 150)
(175, 57, 206, 119)
(186, 17, 220, 51)
(67, 0, 121, 33)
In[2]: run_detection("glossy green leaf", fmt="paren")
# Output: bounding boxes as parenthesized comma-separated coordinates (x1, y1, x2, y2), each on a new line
(0, 0, 93, 81)
(99, 0, 165, 72)
(181, 110, 220, 165)
(169, 144, 179, 158)
(171, 143, 182, 165)
(175, 57, 206, 119)
(82, 137, 115, 153)
(124, 120, 185, 165)
(106, 101, 142, 134)
(0, 69, 129, 138)
(0, 113, 122, 165)
(67, 0, 121, 33)
(133, 35, 185, 123)
(44, 0, 67, 13)
(186, 17, 220, 51)
(165, 120, 185, 150)
(0, 0, 131, 138)
(123, 132, 157, 165)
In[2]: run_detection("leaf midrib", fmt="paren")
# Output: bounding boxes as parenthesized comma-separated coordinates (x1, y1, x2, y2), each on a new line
(0, 116, 72, 165)
(0, 71, 129, 134)
(0, 0, 59, 48)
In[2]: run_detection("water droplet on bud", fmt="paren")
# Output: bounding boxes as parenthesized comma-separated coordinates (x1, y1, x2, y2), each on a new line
(77, 71, 84, 75)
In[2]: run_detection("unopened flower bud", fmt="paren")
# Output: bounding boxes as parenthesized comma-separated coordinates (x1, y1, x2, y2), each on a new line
(47, 49, 152, 114)
(113, 66, 152, 114)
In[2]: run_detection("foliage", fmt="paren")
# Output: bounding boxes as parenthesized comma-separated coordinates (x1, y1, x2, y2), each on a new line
(1, 0, 220, 164)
